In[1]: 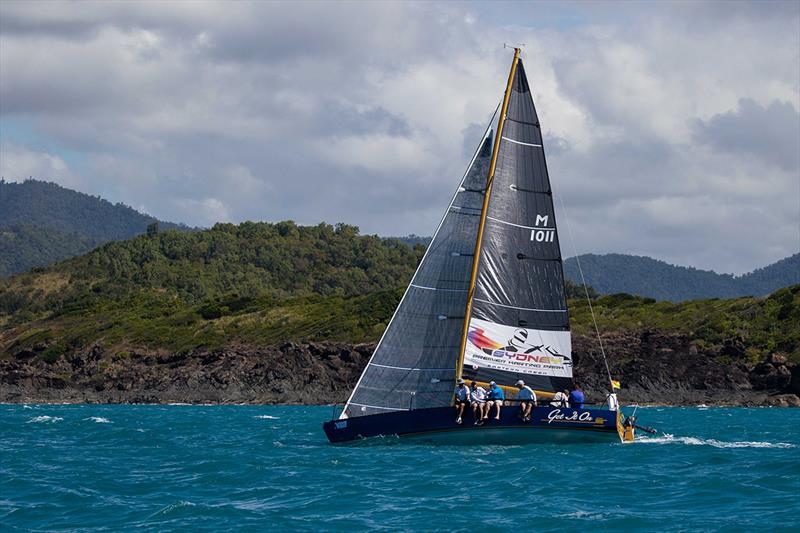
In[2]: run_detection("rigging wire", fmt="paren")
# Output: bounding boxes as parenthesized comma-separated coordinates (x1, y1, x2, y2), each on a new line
(557, 195, 614, 390)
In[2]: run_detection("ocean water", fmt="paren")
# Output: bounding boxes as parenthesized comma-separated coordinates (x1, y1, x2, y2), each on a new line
(1, 405, 798, 532)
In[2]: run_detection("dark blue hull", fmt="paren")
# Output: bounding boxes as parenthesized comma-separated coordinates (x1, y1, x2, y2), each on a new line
(323, 405, 622, 444)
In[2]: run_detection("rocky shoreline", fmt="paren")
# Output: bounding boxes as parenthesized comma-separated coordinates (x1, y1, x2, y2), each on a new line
(2, 331, 799, 406)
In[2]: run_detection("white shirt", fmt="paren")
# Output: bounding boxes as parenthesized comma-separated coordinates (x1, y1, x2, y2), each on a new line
(455, 385, 470, 401)
(517, 385, 536, 402)
(470, 386, 487, 402)
(550, 391, 569, 407)
(607, 393, 619, 411)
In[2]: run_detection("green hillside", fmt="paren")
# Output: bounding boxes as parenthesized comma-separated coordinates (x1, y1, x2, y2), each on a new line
(0, 225, 98, 278)
(1, 221, 797, 365)
(0, 179, 190, 276)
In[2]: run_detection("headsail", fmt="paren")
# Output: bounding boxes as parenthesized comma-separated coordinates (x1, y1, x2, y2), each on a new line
(341, 108, 499, 418)
(460, 58, 573, 394)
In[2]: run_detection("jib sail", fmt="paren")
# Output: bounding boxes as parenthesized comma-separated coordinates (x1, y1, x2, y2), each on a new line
(340, 107, 500, 418)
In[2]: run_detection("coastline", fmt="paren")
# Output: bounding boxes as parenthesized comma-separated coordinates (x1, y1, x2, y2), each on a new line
(3, 337, 799, 407)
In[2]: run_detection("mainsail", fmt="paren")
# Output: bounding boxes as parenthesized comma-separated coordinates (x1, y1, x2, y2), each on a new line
(341, 108, 499, 418)
(460, 58, 573, 395)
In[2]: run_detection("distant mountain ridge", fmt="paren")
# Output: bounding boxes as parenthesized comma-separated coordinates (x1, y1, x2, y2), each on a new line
(2, 180, 796, 301)
(0, 179, 190, 276)
(563, 253, 800, 301)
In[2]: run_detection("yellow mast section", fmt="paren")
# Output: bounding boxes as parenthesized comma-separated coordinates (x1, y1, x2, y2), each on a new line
(453, 48, 521, 385)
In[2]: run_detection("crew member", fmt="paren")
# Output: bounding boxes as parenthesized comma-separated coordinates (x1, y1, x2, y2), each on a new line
(487, 381, 505, 420)
(569, 383, 585, 409)
(515, 380, 536, 421)
(550, 389, 569, 408)
(454, 378, 470, 424)
(470, 381, 488, 425)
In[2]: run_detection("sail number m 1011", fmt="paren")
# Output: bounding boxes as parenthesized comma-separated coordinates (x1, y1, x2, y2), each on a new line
(530, 214, 555, 242)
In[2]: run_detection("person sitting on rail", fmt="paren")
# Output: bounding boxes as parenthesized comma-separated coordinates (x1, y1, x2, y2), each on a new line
(569, 383, 585, 410)
(515, 380, 536, 422)
(550, 389, 570, 408)
(454, 378, 470, 424)
(486, 381, 505, 420)
(469, 381, 488, 425)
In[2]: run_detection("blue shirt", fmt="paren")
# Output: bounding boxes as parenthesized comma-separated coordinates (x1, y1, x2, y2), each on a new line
(569, 389, 585, 409)
(488, 385, 505, 401)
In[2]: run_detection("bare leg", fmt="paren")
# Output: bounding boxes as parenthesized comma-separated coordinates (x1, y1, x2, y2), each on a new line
(523, 403, 532, 420)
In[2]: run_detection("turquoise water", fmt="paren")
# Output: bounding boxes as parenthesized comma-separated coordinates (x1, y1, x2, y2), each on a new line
(1, 405, 798, 531)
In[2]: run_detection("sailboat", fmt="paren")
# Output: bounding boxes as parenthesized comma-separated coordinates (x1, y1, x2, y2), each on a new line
(323, 48, 632, 444)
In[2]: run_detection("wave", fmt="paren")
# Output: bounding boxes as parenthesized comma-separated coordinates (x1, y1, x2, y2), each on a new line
(148, 500, 196, 518)
(637, 434, 795, 449)
(84, 417, 112, 424)
(26, 415, 63, 423)
(254, 415, 280, 420)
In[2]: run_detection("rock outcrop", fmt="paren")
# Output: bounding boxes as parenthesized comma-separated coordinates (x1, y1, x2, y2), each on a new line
(1, 332, 798, 406)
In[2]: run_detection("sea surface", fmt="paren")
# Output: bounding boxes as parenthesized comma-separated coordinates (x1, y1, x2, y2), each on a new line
(1, 405, 798, 532)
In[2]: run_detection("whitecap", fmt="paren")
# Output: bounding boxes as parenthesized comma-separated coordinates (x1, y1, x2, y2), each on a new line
(27, 415, 63, 423)
(23, 405, 33, 409)
(636, 434, 794, 449)
(84, 417, 112, 424)
(254, 415, 280, 420)
(566, 510, 607, 520)
(149, 500, 195, 517)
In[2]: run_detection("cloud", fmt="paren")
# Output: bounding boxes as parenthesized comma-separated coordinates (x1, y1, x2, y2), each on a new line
(0, 0, 797, 274)
(693, 98, 800, 172)
(0, 142, 81, 189)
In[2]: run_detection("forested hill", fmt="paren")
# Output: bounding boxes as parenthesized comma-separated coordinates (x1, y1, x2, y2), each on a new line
(0, 179, 190, 276)
(563, 253, 800, 302)
(1, 220, 592, 354)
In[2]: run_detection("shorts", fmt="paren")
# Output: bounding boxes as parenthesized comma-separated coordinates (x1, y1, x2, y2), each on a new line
(455, 399, 469, 405)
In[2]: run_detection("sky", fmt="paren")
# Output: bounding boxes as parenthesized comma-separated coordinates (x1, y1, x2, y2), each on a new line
(0, 0, 798, 275)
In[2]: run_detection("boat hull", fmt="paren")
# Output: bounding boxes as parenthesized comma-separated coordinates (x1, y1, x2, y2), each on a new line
(323, 405, 622, 444)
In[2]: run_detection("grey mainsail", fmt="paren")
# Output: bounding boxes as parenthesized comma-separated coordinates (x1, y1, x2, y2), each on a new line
(341, 108, 499, 418)
(461, 59, 573, 394)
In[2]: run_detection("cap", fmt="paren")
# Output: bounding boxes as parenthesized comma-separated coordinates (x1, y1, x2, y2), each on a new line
(457, 378, 465, 384)
(490, 381, 496, 386)
(515, 380, 524, 386)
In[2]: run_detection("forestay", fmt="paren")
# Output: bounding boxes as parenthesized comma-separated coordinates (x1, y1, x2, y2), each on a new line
(461, 60, 574, 394)
(341, 109, 499, 418)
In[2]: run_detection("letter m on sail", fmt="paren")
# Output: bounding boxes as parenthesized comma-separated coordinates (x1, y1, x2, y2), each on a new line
(535, 215, 549, 227)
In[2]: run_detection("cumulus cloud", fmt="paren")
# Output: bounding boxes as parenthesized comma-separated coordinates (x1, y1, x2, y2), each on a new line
(0, 142, 82, 189)
(0, 0, 797, 274)
(693, 98, 800, 172)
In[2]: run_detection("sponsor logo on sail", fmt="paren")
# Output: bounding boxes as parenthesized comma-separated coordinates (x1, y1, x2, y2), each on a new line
(530, 214, 555, 243)
(468, 327, 572, 368)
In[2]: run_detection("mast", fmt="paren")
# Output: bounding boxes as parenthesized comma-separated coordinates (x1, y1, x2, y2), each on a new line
(454, 48, 521, 383)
